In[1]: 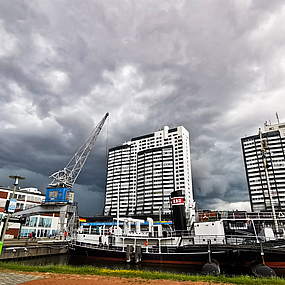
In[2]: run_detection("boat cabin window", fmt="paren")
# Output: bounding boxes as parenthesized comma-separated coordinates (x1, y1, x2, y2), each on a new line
(82, 225, 90, 234)
(229, 222, 248, 230)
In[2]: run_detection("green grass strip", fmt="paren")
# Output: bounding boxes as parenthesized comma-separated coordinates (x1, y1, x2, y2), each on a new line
(0, 261, 285, 285)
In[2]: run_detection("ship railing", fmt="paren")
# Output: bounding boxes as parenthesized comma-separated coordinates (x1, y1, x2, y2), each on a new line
(76, 238, 185, 252)
(140, 246, 178, 254)
(79, 230, 181, 238)
(80, 228, 113, 235)
(71, 238, 181, 253)
(187, 234, 277, 245)
(147, 230, 192, 238)
(225, 234, 278, 245)
(72, 240, 125, 251)
(196, 210, 285, 221)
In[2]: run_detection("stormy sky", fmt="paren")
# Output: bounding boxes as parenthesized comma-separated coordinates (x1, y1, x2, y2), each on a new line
(1, 1, 285, 216)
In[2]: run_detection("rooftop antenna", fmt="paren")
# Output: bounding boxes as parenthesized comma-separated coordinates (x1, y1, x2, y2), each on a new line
(276, 112, 280, 124)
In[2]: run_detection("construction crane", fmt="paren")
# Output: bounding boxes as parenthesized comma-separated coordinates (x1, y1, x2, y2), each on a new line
(45, 112, 109, 204)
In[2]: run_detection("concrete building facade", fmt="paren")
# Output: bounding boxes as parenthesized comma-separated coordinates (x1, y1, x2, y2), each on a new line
(104, 126, 195, 221)
(241, 122, 285, 212)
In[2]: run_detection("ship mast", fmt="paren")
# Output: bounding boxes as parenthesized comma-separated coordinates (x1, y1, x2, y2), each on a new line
(259, 128, 279, 234)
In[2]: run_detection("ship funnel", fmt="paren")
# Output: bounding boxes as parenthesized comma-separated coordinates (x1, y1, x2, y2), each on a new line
(171, 190, 187, 234)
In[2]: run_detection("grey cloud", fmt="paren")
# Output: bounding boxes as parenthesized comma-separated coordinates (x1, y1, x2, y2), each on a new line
(0, 1, 285, 215)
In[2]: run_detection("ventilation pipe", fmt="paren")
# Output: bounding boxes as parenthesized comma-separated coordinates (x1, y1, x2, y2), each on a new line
(147, 217, 154, 237)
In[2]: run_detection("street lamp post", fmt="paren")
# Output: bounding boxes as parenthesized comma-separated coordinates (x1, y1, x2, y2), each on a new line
(0, 175, 25, 243)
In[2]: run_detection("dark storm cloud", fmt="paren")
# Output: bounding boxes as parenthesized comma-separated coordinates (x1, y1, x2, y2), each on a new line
(0, 0, 285, 215)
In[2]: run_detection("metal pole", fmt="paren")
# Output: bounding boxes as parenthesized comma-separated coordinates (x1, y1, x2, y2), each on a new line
(260, 241, 265, 265)
(0, 175, 25, 243)
(207, 240, 212, 263)
(116, 185, 120, 230)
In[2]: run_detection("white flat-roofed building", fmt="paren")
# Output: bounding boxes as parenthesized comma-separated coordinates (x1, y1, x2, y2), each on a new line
(104, 126, 195, 221)
(241, 121, 285, 212)
(0, 186, 60, 238)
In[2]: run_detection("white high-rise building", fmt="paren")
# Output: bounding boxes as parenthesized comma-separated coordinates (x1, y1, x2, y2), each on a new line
(104, 126, 195, 220)
(241, 121, 285, 212)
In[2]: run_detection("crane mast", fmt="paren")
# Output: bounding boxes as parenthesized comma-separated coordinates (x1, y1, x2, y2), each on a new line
(45, 112, 109, 204)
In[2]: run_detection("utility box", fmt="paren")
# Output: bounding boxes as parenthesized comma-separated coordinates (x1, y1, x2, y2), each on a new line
(45, 187, 74, 203)
(0, 241, 3, 255)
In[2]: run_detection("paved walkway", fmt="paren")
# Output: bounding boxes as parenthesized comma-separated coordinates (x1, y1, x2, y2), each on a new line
(0, 272, 43, 285)
(0, 272, 226, 285)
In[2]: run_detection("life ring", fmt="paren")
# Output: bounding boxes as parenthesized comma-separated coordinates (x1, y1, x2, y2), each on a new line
(144, 240, 149, 246)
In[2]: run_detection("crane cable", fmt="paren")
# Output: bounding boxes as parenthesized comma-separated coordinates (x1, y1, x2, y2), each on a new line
(106, 114, 109, 158)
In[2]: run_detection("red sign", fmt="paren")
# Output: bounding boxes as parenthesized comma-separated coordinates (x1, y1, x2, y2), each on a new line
(171, 197, 184, 205)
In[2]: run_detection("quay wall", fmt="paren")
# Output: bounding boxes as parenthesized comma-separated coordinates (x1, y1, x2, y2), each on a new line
(0, 239, 68, 260)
